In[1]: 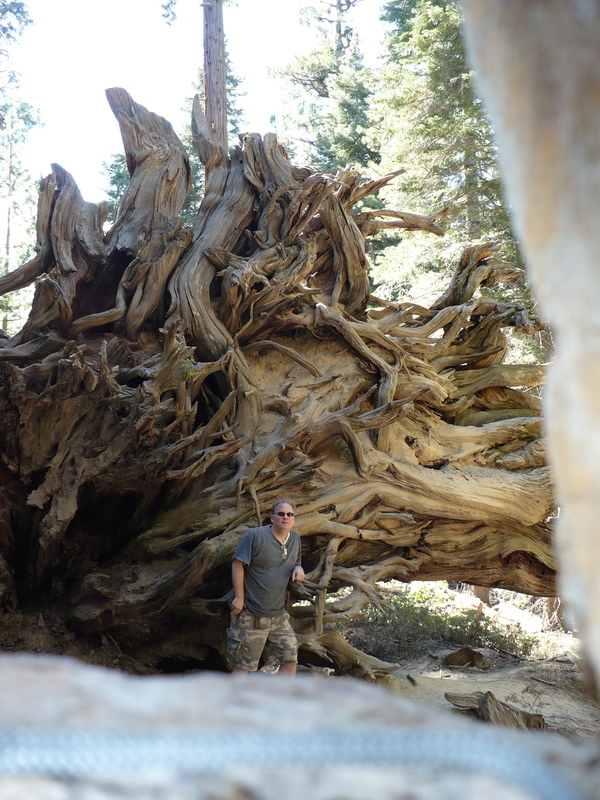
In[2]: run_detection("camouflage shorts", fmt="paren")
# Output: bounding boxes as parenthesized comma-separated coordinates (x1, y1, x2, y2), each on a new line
(226, 610, 298, 671)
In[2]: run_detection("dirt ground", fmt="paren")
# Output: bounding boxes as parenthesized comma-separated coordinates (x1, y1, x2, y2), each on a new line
(1, 584, 599, 741)
(0, 607, 134, 671)
(352, 585, 600, 739)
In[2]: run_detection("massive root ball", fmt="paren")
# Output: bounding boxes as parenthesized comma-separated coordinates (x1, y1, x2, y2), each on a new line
(0, 89, 553, 674)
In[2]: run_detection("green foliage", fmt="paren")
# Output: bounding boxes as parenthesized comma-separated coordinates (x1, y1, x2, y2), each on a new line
(161, 0, 177, 25)
(369, 235, 462, 307)
(0, 102, 40, 273)
(0, 0, 30, 95)
(0, 283, 33, 334)
(376, 0, 509, 239)
(224, 56, 246, 141)
(101, 152, 129, 225)
(0, 0, 29, 40)
(338, 583, 540, 662)
(365, 0, 545, 355)
(0, 3, 36, 330)
(276, 0, 379, 173)
(281, 34, 338, 99)
(505, 684, 547, 715)
(312, 47, 380, 173)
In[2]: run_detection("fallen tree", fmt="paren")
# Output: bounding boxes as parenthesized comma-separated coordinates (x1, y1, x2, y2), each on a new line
(0, 84, 553, 674)
(2, 655, 596, 800)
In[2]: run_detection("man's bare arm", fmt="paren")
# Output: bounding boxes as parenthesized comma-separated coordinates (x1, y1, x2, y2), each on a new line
(231, 559, 245, 614)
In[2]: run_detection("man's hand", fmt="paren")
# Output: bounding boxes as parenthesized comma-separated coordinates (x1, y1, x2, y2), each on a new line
(231, 594, 244, 615)
(291, 565, 305, 582)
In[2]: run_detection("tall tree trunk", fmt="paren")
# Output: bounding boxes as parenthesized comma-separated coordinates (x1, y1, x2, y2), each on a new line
(335, 0, 344, 59)
(203, 0, 227, 156)
(3, 146, 12, 275)
(464, 138, 482, 239)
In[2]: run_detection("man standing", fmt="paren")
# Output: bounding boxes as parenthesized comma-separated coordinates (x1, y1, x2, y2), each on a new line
(227, 499, 305, 674)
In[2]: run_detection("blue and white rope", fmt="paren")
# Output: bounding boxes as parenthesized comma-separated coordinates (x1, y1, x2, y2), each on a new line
(0, 729, 585, 800)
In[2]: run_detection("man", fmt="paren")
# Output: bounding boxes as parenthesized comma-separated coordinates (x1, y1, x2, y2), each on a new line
(227, 498, 305, 674)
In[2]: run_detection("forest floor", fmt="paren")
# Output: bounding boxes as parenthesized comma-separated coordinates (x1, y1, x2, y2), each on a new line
(331, 581, 600, 739)
(0, 581, 599, 741)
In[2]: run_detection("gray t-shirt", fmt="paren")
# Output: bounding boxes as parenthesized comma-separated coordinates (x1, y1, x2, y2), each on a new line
(232, 525, 302, 616)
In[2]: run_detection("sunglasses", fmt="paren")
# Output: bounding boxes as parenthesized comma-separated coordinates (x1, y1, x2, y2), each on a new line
(276, 512, 295, 517)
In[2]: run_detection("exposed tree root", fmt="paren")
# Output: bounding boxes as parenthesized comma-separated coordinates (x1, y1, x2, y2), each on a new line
(0, 89, 552, 672)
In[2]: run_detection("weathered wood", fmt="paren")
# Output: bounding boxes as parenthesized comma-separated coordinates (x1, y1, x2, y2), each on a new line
(445, 689, 548, 730)
(461, 0, 600, 694)
(0, 654, 595, 800)
(72, 89, 191, 338)
(0, 86, 556, 670)
(442, 645, 489, 668)
(5, 166, 108, 345)
(0, 172, 60, 299)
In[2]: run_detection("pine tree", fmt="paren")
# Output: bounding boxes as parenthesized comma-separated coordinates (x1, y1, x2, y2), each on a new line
(277, 0, 379, 173)
(371, 1, 527, 308)
(378, 0, 509, 239)
(0, 0, 30, 101)
(0, 3, 37, 333)
(101, 152, 129, 224)
(0, 101, 38, 274)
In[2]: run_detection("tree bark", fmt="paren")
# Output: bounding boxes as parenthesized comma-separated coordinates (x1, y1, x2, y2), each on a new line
(461, 0, 600, 696)
(0, 87, 554, 673)
(203, 0, 227, 156)
(444, 689, 548, 730)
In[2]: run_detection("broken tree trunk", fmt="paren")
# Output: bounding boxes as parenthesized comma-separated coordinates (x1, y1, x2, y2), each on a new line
(0, 88, 554, 673)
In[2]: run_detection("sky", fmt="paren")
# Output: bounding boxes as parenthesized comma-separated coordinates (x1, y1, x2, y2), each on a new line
(10, 0, 386, 202)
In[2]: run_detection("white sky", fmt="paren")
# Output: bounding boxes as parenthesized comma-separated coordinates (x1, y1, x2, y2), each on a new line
(10, 0, 386, 202)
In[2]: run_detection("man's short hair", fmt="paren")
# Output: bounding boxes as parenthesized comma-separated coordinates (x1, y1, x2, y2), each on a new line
(272, 498, 296, 514)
